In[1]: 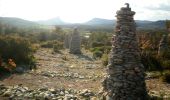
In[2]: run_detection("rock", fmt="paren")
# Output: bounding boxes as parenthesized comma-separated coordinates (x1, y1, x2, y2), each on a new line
(69, 27, 81, 54)
(2, 90, 11, 97)
(59, 91, 65, 96)
(39, 87, 48, 91)
(102, 3, 148, 100)
(0, 84, 96, 99)
(49, 88, 57, 94)
(15, 67, 25, 73)
(64, 34, 71, 49)
(79, 89, 94, 97)
(79, 76, 85, 79)
(64, 94, 77, 100)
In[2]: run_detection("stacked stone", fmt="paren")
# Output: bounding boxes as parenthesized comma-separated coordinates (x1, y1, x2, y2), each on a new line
(64, 34, 70, 49)
(158, 35, 169, 57)
(102, 3, 148, 100)
(69, 27, 81, 54)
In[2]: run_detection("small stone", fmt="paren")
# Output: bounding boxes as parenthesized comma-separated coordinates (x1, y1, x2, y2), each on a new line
(60, 91, 64, 96)
(2, 90, 11, 97)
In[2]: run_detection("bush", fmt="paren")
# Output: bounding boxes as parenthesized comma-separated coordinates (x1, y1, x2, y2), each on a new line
(91, 42, 104, 48)
(90, 46, 111, 53)
(93, 50, 103, 58)
(141, 51, 162, 71)
(161, 71, 170, 83)
(53, 42, 63, 52)
(101, 53, 108, 66)
(41, 40, 63, 49)
(90, 47, 104, 53)
(0, 35, 34, 65)
(161, 60, 170, 70)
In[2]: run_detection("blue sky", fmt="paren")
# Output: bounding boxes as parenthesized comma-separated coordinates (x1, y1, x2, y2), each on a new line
(0, 0, 170, 23)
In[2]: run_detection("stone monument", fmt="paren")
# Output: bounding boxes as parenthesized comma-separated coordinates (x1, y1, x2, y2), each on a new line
(102, 3, 148, 100)
(69, 27, 81, 54)
(64, 34, 70, 49)
(158, 34, 169, 57)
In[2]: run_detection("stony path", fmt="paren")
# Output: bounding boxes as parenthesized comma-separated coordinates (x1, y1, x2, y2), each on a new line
(0, 48, 105, 99)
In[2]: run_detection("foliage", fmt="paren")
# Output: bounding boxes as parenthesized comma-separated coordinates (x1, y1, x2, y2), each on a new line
(160, 60, 170, 70)
(88, 32, 111, 48)
(161, 71, 170, 83)
(41, 40, 63, 49)
(101, 53, 108, 66)
(53, 42, 64, 53)
(141, 51, 162, 71)
(91, 42, 104, 48)
(93, 50, 103, 58)
(90, 46, 111, 54)
(166, 20, 170, 31)
(137, 30, 170, 71)
(0, 35, 35, 65)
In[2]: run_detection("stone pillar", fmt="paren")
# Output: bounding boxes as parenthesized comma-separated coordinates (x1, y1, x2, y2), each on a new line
(64, 34, 70, 49)
(102, 3, 148, 100)
(69, 27, 81, 54)
(158, 35, 168, 57)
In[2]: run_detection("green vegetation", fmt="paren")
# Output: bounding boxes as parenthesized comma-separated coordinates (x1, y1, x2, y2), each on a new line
(53, 42, 64, 53)
(0, 35, 35, 65)
(101, 53, 109, 66)
(161, 71, 170, 83)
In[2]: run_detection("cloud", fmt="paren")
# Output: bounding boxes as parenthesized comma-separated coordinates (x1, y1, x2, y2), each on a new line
(146, 4, 170, 11)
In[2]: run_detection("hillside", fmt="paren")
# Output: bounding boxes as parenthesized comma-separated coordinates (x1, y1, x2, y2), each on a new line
(0, 17, 40, 28)
(37, 17, 68, 25)
(0, 17, 166, 30)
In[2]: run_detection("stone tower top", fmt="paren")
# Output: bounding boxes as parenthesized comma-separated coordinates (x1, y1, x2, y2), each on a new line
(116, 3, 135, 16)
(73, 27, 78, 35)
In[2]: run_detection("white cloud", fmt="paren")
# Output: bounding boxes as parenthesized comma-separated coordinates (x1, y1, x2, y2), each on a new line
(0, 0, 170, 22)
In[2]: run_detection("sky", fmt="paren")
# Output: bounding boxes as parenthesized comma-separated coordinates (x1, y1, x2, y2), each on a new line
(0, 0, 170, 23)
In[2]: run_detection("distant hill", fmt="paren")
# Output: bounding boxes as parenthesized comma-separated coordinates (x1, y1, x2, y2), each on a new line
(83, 18, 166, 30)
(136, 20, 166, 29)
(0, 17, 166, 31)
(0, 17, 39, 28)
(85, 18, 115, 26)
(37, 17, 67, 25)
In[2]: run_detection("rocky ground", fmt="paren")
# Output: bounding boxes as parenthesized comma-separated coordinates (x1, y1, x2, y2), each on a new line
(0, 48, 170, 99)
(0, 48, 105, 99)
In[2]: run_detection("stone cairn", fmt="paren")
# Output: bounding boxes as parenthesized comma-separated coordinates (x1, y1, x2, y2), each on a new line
(69, 27, 81, 54)
(158, 34, 169, 57)
(64, 34, 70, 49)
(102, 3, 148, 100)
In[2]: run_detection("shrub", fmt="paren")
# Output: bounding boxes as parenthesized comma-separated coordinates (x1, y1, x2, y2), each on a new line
(91, 42, 104, 48)
(53, 42, 63, 52)
(90, 47, 104, 53)
(101, 53, 108, 66)
(0, 35, 35, 65)
(161, 60, 170, 70)
(41, 40, 63, 49)
(93, 50, 103, 58)
(90, 46, 111, 53)
(41, 41, 54, 48)
(141, 51, 162, 71)
(161, 71, 170, 83)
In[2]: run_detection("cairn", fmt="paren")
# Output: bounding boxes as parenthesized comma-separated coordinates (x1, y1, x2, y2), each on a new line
(158, 34, 169, 57)
(69, 27, 81, 54)
(102, 3, 148, 100)
(64, 34, 70, 49)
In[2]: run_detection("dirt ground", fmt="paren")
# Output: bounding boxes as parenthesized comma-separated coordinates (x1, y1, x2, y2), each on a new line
(0, 48, 170, 98)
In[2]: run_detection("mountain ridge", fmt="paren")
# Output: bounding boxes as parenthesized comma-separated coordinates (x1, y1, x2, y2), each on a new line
(0, 17, 166, 30)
